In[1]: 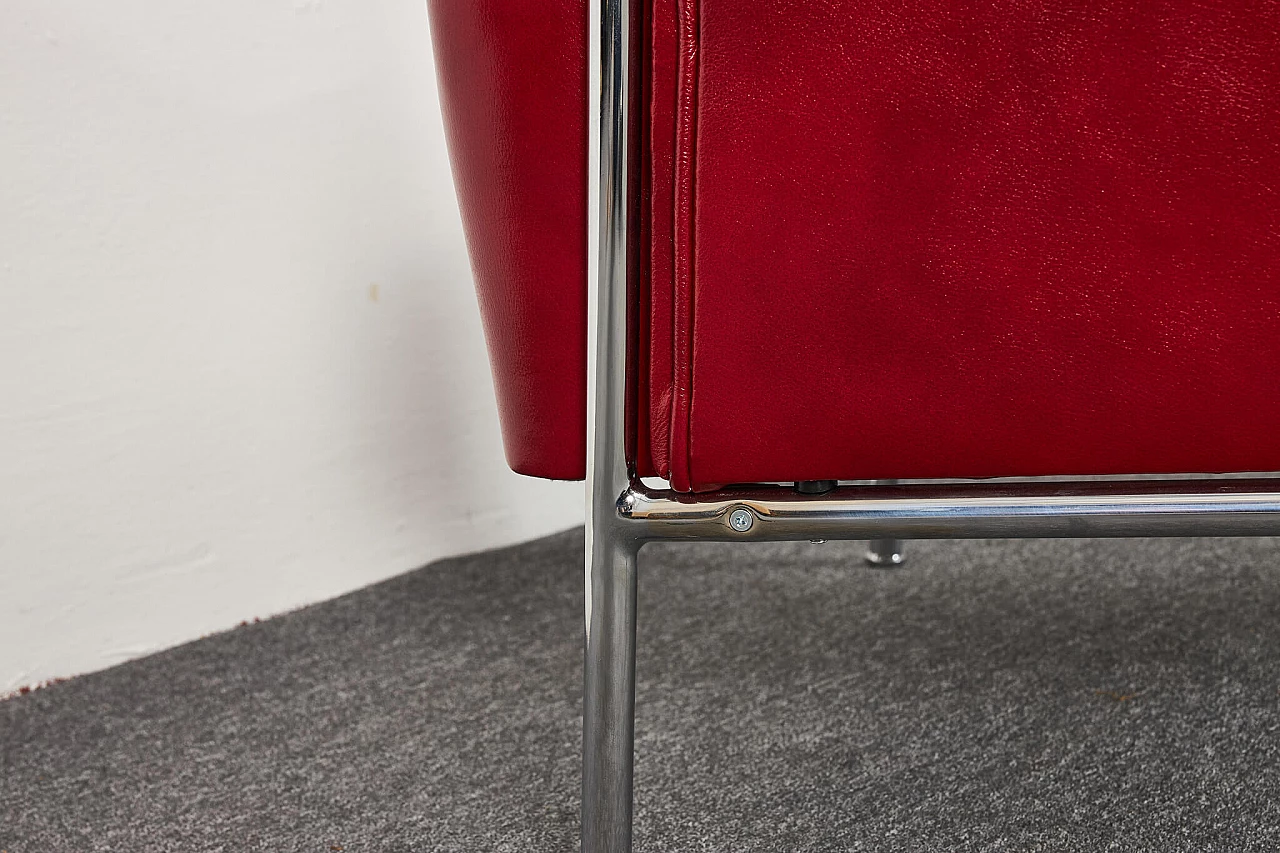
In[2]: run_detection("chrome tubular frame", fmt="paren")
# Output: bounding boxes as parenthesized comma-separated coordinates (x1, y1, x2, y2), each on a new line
(583, 0, 1280, 848)
(583, 0, 638, 848)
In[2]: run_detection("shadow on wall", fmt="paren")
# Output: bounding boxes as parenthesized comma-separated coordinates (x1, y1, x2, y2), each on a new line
(325, 77, 585, 563)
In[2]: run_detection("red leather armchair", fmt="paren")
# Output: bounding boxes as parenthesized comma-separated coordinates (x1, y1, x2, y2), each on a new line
(428, 2, 1280, 849)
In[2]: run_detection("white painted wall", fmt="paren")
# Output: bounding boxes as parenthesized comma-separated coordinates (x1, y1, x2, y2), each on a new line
(0, 1, 585, 692)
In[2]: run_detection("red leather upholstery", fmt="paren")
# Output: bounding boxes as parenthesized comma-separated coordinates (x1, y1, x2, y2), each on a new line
(427, 0, 587, 480)
(433, 1, 1280, 491)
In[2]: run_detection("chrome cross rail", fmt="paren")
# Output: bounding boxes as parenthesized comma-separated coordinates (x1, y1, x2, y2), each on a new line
(617, 478, 1280, 543)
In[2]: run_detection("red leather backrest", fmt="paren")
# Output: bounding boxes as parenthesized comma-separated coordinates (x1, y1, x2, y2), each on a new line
(427, 0, 588, 480)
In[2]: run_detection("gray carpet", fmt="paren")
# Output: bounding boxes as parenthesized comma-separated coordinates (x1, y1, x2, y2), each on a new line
(4, 531, 1280, 851)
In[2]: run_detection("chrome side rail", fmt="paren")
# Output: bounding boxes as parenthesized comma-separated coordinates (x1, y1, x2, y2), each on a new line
(619, 479, 1280, 543)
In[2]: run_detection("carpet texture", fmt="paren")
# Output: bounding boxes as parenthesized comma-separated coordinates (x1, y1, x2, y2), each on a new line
(3, 531, 1280, 851)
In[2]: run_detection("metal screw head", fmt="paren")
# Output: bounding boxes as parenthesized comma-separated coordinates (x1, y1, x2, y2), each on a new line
(729, 508, 754, 532)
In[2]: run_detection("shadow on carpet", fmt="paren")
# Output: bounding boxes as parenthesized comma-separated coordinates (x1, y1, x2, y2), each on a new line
(3, 532, 1280, 851)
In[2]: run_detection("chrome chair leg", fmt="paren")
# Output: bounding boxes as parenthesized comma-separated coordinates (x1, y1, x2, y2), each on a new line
(865, 537, 906, 566)
(585, 0, 638, 839)
(582, 532, 638, 853)
(865, 479, 906, 566)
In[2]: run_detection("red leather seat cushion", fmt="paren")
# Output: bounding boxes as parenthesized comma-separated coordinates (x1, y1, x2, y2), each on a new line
(639, 0, 1280, 490)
